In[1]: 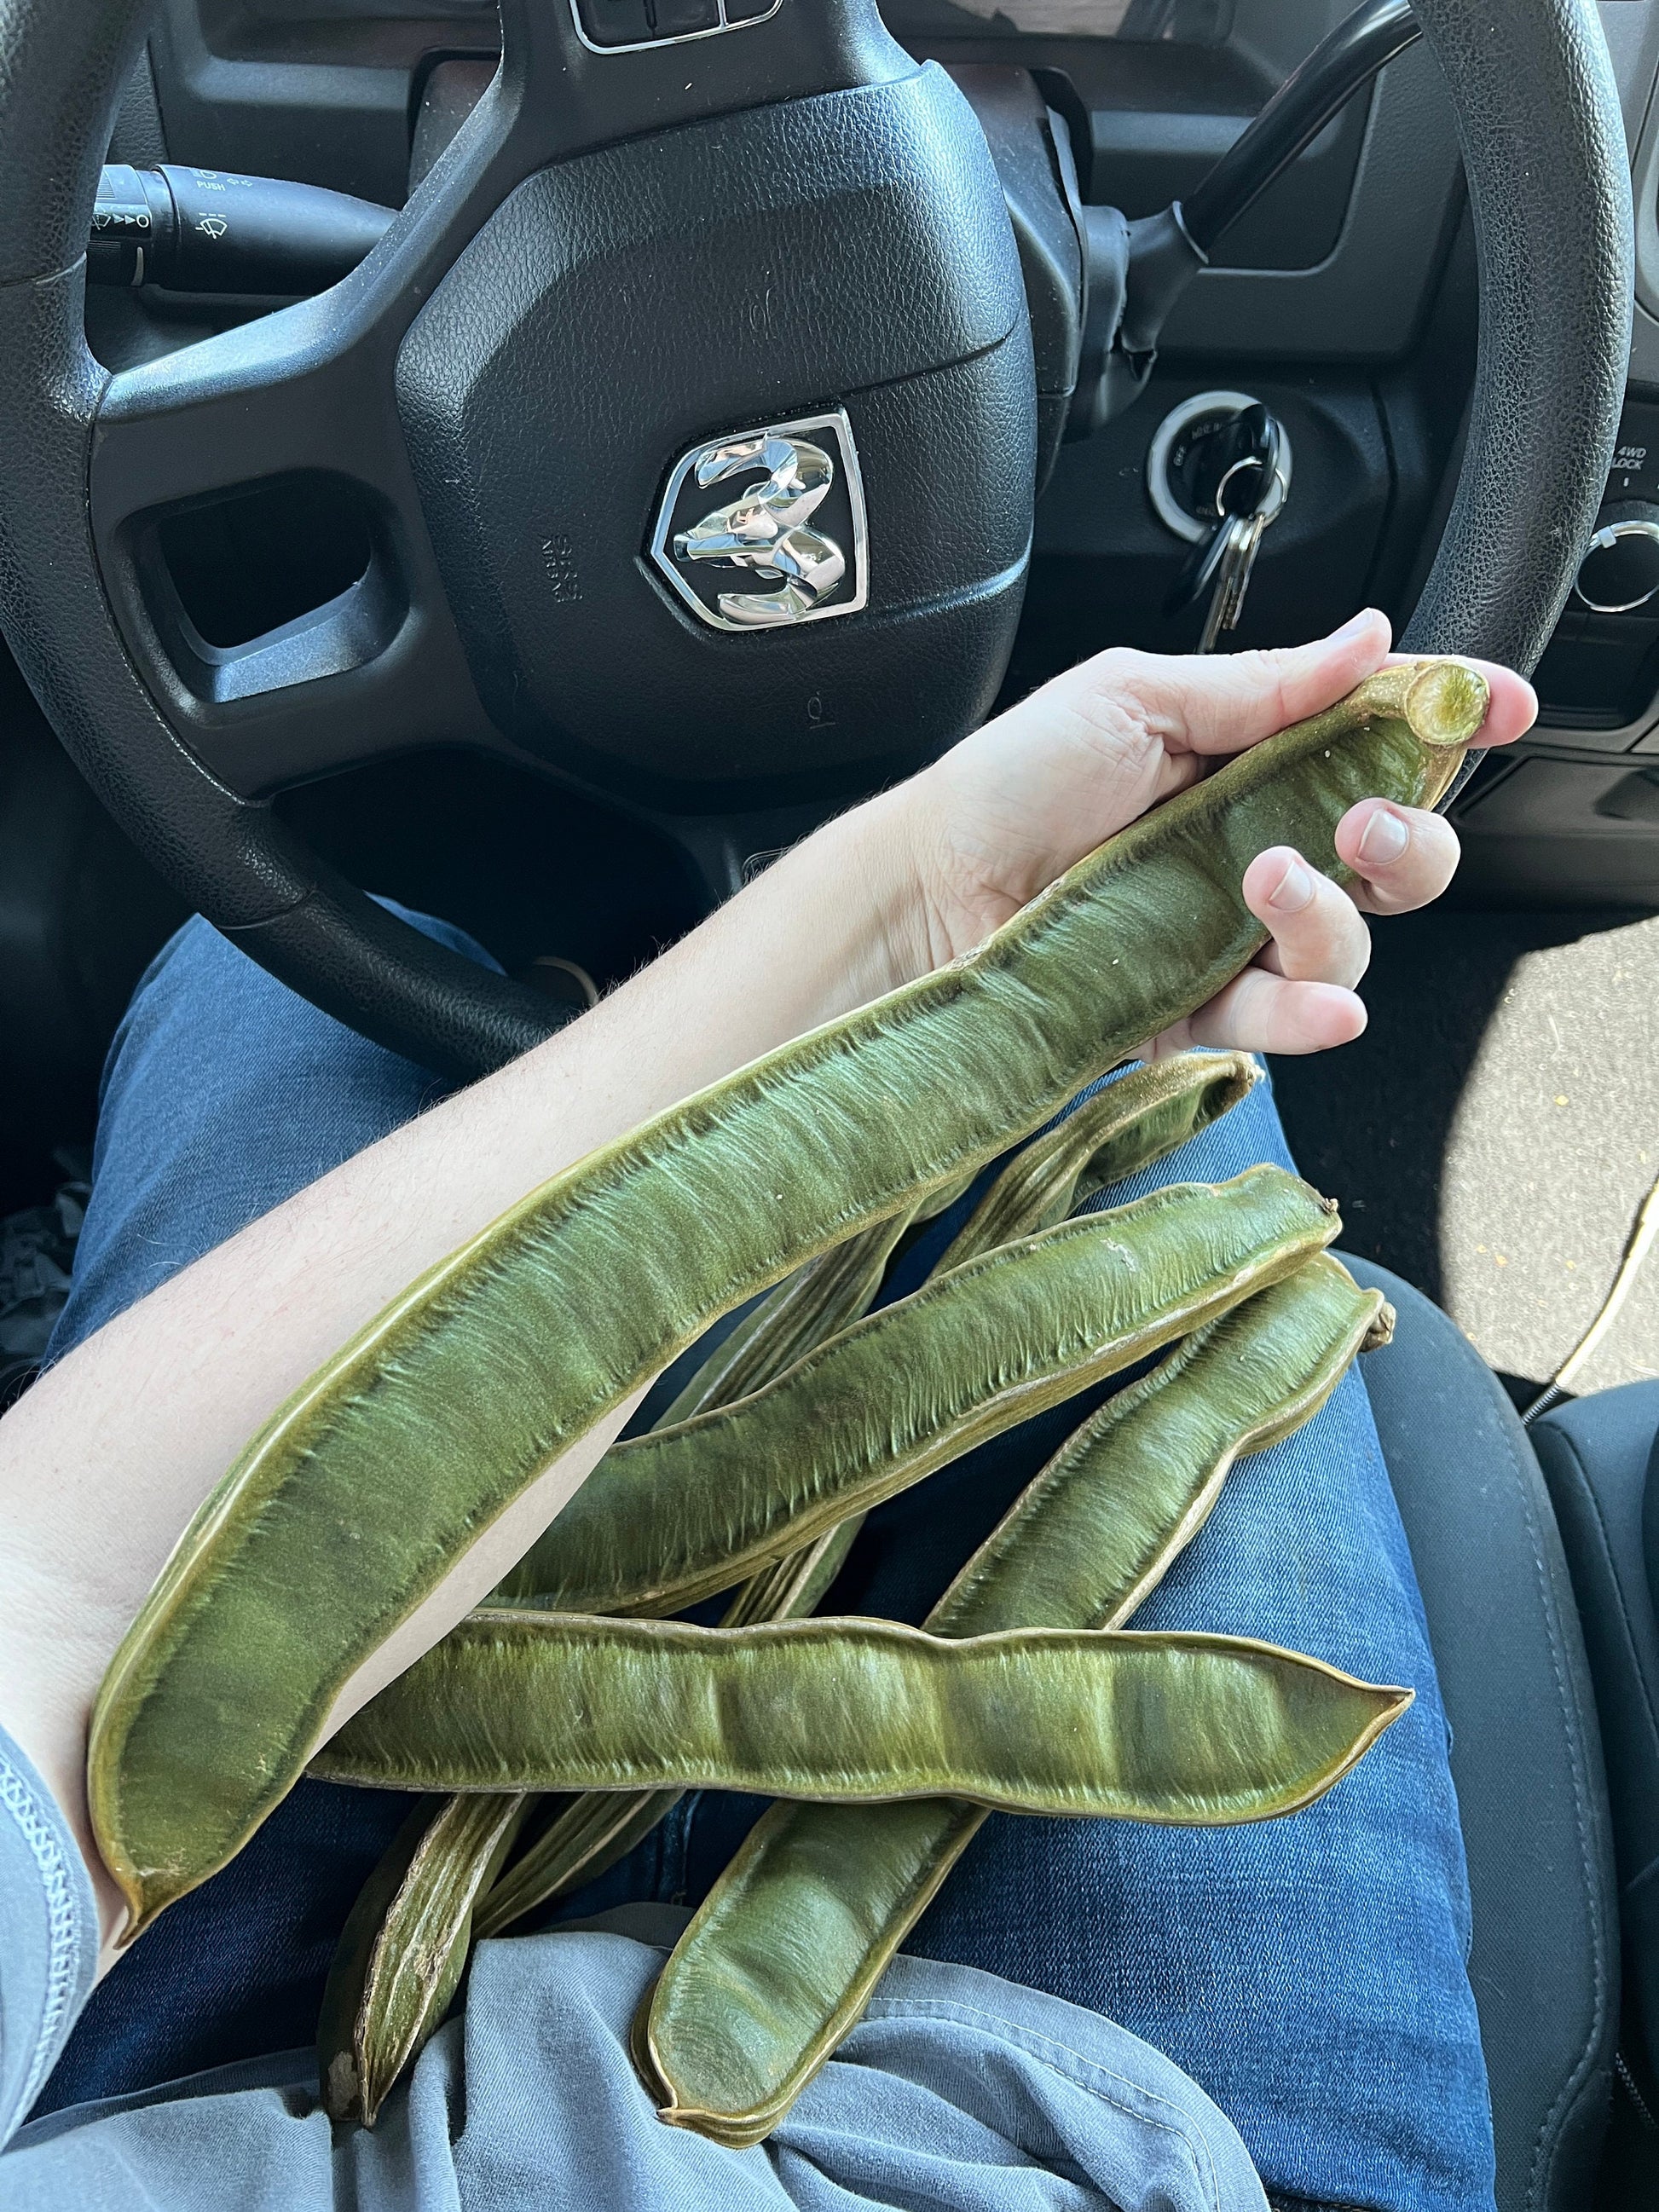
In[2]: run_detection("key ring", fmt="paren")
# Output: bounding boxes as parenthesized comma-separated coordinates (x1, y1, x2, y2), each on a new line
(1213, 458, 1290, 528)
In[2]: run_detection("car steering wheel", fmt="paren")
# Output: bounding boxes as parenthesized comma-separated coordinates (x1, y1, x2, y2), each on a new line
(0, 0, 1633, 1081)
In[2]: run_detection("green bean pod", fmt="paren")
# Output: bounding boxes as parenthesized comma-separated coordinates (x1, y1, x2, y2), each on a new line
(714, 1516, 864, 1632)
(316, 1791, 527, 2125)
(326, 1180, 916, 2105)
(676, 1049, 1254, 1432)
(637, 1255, 1391, 2146)
(90, 661, 1481, 1935)
(697, 1052, 1256, 1631)
(472, 1789, 685, 1949)
(934, 1254, 1390, 1637)
(328, 1154, 988, 2104)
(494, 1167, 1337, 1615)
(934, 1049, 1257, 1272)
(312, 1610, 1407, 1812)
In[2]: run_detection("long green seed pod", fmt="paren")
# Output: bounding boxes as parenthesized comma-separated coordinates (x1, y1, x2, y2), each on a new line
(475, 1789, 685, 1949)
(715, 1516, 864, 1632)
(673, 1052, 1253, 1434)
(934, 1050, 1257, 1271)
(90, 660, 1481, 1935)
(934, 1255, 1390, 1637)
(703, 1052, 1256, 1632)
(315, 1801, 432, 2113)
(334, 1158, 1328, 2062)
(638, 1256, 1391, 2146)
(329, 1213, 903, 2112)
(329, 1180, 916, 2100)
(335, 1174, 974, 2095)
(494, 1168, 1336, 1616)
(312, 1611, 1407, 1814)
(316, 1791, 527, 2125)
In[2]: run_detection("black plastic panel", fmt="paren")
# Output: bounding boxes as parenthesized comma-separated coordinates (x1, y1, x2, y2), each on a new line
(1452, 755, 1659, 911)
(916, 32, 1370, 270)
(149, 0, 465, 204)
(143, 0, 1465, 344)
(889, 0, 1235, 47)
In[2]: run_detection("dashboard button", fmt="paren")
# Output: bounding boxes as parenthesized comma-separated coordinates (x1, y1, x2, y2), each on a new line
(723, 0, 780, 20)
(575, 0, 654, 45)
(654, 0, 721, 31)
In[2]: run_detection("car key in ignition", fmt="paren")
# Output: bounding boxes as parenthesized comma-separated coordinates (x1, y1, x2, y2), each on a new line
(1164, 404, 1290, 652)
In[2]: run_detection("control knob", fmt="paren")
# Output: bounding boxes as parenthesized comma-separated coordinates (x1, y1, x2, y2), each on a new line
(1574, 501, 1659, 615)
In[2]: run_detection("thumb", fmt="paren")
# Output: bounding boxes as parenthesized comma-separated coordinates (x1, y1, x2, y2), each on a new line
(1061, 609, 1396, 764)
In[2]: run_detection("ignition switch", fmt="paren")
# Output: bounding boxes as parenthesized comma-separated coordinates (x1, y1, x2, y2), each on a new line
(1146, 391, 1295, 544)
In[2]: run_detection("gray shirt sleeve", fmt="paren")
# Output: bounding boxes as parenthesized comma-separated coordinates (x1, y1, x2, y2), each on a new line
(0, 1724, 1268, 2210)
(0, 1729, 98, 2145)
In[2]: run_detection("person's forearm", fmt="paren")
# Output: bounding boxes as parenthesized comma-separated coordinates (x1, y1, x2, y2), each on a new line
(0, 784, 928, 1944)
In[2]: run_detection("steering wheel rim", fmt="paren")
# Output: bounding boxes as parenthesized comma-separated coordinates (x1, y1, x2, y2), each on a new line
(0, 0, 1633, 1081)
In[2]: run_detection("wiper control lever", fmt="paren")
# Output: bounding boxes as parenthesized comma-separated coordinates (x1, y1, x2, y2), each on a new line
(1181, 0, 1420, 258)
(89, 164, 395, 295)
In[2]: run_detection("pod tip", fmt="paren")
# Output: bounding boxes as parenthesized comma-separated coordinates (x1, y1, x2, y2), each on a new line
(113, 1897, 159, 1949)
(104, 1857, 187, 1949)
(1403, 658, 1489, 749)
(1362, 1300, 1397, 1354)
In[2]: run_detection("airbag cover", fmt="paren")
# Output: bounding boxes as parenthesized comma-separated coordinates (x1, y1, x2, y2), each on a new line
(396, 66, 1033, 807)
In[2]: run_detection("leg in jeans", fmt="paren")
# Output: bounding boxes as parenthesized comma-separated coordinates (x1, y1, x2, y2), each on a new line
(32, 915, 1497, 2212)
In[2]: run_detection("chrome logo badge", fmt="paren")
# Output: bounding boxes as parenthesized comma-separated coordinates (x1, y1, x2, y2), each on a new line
(650, 409, 868, 632)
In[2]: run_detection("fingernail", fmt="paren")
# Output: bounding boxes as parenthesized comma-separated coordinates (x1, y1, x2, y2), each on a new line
(1357, 807, 1409, 864)
(1268, 858, 1315, 913)
(1332, 609, 1381, 644)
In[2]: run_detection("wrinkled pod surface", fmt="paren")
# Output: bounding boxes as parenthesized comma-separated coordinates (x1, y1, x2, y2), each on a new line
(314, 1054, 1264, 2116)
(315, 1611, 1407, 1815)
(321, 1053, 1264, 2114)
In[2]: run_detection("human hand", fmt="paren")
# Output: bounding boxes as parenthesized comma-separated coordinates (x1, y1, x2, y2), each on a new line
(896, 609, 1536, 1056)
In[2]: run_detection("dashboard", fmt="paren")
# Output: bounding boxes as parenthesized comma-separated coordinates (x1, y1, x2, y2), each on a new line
(110, 0, 1659, 910)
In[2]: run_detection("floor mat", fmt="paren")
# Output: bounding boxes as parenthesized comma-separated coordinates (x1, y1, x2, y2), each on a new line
(1272, 906, 1659, 1400)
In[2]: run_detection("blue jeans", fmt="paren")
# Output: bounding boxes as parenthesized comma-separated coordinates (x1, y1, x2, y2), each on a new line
(33, 910, 1496, 2212)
